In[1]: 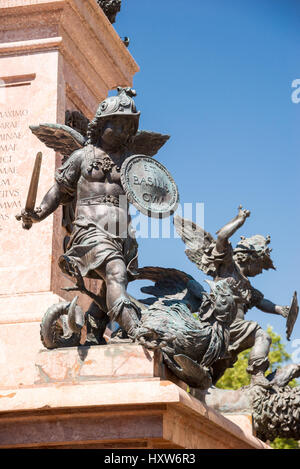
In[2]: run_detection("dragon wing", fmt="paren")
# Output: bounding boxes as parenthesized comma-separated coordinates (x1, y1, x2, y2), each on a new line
(137, 266, 204, 313)
(128, 130, 170, 157)
(173, 215, 217, 276)
(30, 123, 86, 158)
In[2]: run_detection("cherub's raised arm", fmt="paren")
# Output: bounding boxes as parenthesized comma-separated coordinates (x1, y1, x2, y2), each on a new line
(216, 205, 250, 253)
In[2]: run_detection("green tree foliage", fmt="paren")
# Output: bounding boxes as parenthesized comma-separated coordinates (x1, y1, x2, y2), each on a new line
(216, 326, 299, 449)
(216, 348, 251, 390)
(271, 438, 299, 449)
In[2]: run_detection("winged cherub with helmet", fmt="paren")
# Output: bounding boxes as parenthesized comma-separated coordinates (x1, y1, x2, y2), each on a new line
(174, 206, 294, 388)
(17, 87, 170, 341)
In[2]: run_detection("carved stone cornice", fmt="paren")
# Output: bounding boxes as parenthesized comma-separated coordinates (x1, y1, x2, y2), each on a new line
(0, 0, 139, 102)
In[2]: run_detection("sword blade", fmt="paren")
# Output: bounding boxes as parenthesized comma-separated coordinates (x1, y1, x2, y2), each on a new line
(25, 152, 42, 212)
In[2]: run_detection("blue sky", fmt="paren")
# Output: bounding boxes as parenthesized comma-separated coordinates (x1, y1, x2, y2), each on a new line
(114, 0, 300, 358)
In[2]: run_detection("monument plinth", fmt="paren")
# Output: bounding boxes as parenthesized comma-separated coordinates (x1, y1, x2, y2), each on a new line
(0, 343, 270, 449)
(0, 0, 139, 385)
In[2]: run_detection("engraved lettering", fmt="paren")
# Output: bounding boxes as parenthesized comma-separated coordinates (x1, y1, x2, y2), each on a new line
(0, 108, 29, 225)
(0, 200, 21, 209)
(142, 193, 151, 202)
(0, 132, 21, 141)
(0, 109, 28, 119)
(0, 144, 16, 152)
(0, 178, 10, 187)
(0, 189, 19, 198)
(0, 166, 16, 175)
(152, 194, 163, 204)
(0, 156, 13, 164)
(0, 121, 18, 130)
(142, 193, 164, 204)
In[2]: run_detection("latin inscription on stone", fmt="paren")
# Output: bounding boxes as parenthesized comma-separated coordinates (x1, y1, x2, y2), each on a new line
(0, 109, 28, 229)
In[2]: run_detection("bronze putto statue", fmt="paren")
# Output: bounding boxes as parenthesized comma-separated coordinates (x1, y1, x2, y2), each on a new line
(17, 87, 299, 443)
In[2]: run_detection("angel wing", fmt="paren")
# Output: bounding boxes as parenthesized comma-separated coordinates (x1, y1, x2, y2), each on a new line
(30, 125, 168, 159)
(128, 130, 170, 157)
(137, 266, 204, 313)
(29, 123, 86, 158)
(173, 215, 217, 277)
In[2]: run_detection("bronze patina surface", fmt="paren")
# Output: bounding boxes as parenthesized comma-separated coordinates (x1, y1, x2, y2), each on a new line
(17, 84, 300, 443)
(120, 154, 179, 218)
(286, 291, 298, 341)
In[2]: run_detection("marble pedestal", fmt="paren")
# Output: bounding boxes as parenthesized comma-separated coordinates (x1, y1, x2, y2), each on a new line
(0, 343, 270, 449)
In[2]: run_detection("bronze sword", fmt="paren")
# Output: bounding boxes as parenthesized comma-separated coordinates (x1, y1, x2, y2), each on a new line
(16, 152, 42, 230)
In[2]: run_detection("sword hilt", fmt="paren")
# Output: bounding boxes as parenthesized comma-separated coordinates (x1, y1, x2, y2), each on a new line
(15, 213, 33, 230)
(22, 221, 32, 230)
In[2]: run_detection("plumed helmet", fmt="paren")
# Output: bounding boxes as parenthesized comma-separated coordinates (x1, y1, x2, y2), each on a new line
(95, 87, 140, 125)
(86, 87, 140, 144)
(234, 234, 275, 270)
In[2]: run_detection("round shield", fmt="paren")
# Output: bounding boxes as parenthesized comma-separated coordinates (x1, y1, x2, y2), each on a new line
(286, 291, 299, 341)
(120, 155, 179, 218)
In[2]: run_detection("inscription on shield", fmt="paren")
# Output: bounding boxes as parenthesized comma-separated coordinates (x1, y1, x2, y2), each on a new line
(120, 155, 179, 218)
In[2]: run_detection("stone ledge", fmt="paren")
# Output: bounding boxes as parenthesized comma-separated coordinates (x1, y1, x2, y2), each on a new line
(0, 1, 64, 8)
(0, 344, 270, 449)
(0, 0, 139, 96)
(0, 291, 64, 324)
(0, 379, 270, 449)
(0, 37, 63, 54)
